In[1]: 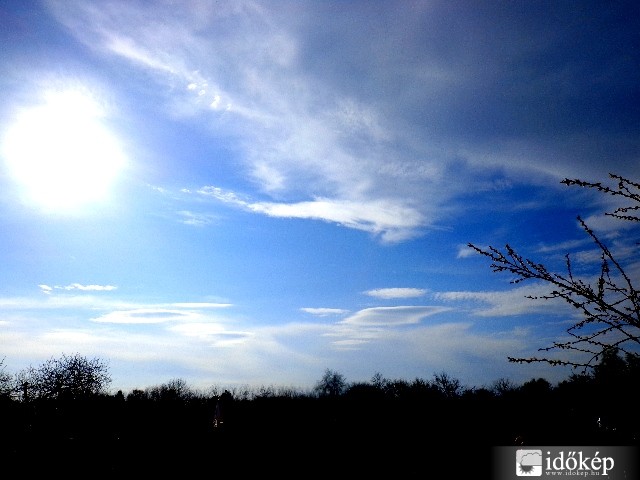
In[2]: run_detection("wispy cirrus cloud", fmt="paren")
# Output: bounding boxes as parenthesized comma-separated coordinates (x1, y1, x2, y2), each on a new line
(39, 283, 117, 294)
(0, 289, 575, 389)
(340, 306, 450, 327)
(90, 302, 233, 325)
(535, 239, 589, 253)
(197, 186, 425, 242)
(169, 302, 233, 309)
(300, 307, 349, 317)
(364, 288, 427, 299)
(1, 292, 232, 312)
(45, 0, 638, 252)
(177, 210, 218, 226)
(168, 323, 252, 348)
(91, 308, 195, 324)
(456, 244, 479, 259)
(435, 283, 571, 317)
(36, 1, 509, 245)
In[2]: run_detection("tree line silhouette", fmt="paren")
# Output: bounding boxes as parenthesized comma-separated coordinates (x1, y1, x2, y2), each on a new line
(1, 351, 639, 476)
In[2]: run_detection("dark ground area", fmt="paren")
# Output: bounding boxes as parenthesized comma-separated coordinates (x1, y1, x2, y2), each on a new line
(2, 388, 638, 478)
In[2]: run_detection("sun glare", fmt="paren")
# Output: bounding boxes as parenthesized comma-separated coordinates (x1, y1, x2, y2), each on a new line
(2, 90, 126, 213)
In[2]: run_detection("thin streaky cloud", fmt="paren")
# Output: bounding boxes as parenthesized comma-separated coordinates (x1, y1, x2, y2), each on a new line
(0, 294, 232, 312)
(435, 284, 572, 317)
(340, 306, 451, 327)
(0, 295, 129, 310)
(58, 283, 118, 291)
(177, 210, 217, 226)
(364, 288, 427, 299)
(169, 302, 233, 309)
(535, 239, 589, 253)
(46, 3, 473, 242)
(456, 244, 481, 259)
(39, 283, 117, 293)
(300, 307, 349, 317)
(46, 1, 638, 225)
(168, 322, 251, 341)
(199, 186, 425, 243)
(91, 308, 202, 324)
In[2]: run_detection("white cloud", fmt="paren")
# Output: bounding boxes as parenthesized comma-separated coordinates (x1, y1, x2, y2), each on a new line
(535, 239, 589, 253)
(169, 302, 232, 309)
(91, 308, 199, 324)
(56, 283, 118, 291)
(43, 1, 636, 253)
(332, 339, 369, 348)
(177, 210, 217, 226)
(197, 186, 246, 204)
(340, 306, 450, 327)
(166, 322, 223, 336)
(0, 292, 577, 391)
(251, 198, 424, 242)
(39, 283, 117, 293)
(0, 294, 128, 310)
(198, 187, 425, 243)
(364, 288, 427, 299)
(435, 283, 571, 317)
(300, 308, 349, 317)
(456, 244, 479, 259)
(0, 294, 232, 312)
(90, 302, 232, 324)
(43, 2, 467, 244)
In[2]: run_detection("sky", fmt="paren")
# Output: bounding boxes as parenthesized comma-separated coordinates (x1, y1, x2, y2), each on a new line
(0, 0, 638, 394)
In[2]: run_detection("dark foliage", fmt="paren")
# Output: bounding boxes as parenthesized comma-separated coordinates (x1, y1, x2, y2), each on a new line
(0, 357, 11, 398)
(13, 353, 112, 401)
(1, 355, 638, 478)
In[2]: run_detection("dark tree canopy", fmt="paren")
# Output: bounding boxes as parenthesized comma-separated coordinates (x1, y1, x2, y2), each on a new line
(315, 368, 347, 397)
(469, 173, 640, 370)
(0, 357, 11, 398)
(432, 371, 463, 398)
(16, 353, 112, 401)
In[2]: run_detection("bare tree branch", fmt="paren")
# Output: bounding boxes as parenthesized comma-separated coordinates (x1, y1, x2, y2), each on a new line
(469, 173, 640, 371)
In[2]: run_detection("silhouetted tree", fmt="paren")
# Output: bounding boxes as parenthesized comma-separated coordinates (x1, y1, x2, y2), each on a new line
(520, 377, 552, 399)
(147, 378, 193, 403)
(491, 377, 518, 397)
(593, 347, 627, 387)
(591, 349, 640, 404)
(469, 173, 640, 370)
(555, 348, 640, 442)
(0, 357, 11, 398)
(370, 371, 386, 389)
(126, 388, 148, 402)
(380, 378, 412, 399)
(16, 353, 111, 400)
(314, 369, 347, 397)
(555, 371, 594, 410)
(431, 371, 463, 399)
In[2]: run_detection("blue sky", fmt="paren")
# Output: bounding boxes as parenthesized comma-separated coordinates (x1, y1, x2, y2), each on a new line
(0, 0, 638, 393)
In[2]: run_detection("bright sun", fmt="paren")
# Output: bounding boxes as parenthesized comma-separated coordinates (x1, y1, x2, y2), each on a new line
(3, 90, 126, 212)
